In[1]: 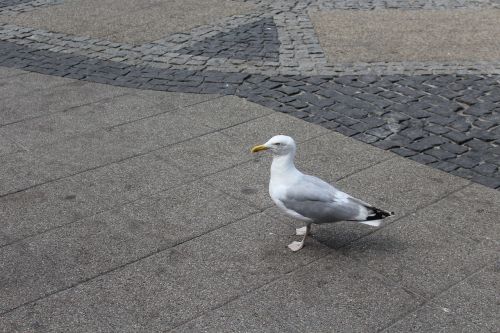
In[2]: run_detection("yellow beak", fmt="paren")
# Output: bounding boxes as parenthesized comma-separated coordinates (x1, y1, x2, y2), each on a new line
(251, 144, 268, 153)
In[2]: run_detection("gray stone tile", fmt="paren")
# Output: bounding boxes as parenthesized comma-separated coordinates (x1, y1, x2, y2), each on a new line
(221, 112, 329, 145)
(295, 132, 394, 182)
(337, 157, 470, 217)
(0, 80, 129, 125)
(0, 177, 106, 247)
(1, 94, 161, 149)
(0, 181, 258, 311)
(177, 95, 272, 130)
(0, 66, 25, 79)
(0, 130, 21, 156)
(343, 217, 494, 298)
(132, 90, 219, 110)
(382, 303, 489, 333)
(157, 132, 253, 176)
(0, 151, 69, 196)
(0, 152, 195, 247)
(29, 129, 147, 174)
(431, 265, 498, 332)
(173, 252, 420, 333)
(417, 183, 500, 244)
(69, 152, 196, 208)
(105, 111, 213, 151)
(202, 158, 272, 210)
(0, 71, 74, 100)
(0, 213, 330, 331)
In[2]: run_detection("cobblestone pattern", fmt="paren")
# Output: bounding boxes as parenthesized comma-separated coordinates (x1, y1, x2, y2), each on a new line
(178, 17, 279, 61)
(2, 22, 500, 77)
(0, 0, 32, 9)
(0, 0, 61, 15)
(0, 40, 499, 189)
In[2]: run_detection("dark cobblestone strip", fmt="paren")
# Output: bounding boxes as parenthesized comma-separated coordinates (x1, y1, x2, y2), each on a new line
(178, 17, 279, 62)
(0, 40, 498, 189)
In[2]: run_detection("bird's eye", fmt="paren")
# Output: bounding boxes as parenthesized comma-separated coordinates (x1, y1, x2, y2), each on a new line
(275, 142, 281, 146)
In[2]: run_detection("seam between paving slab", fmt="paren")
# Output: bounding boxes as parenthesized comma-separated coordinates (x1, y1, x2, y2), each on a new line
(0, 110, 329, 248)
(168, 182, 482, 332)
(0, 210, 261, 317)
(377, 262, 492, 333)
(0, 96, 257, 197)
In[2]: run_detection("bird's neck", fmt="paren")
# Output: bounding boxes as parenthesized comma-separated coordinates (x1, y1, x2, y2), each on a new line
(270, 153, 300, 179)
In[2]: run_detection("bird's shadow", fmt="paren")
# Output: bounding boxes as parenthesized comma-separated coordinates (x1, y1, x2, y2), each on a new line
(311, 222, 408, 255)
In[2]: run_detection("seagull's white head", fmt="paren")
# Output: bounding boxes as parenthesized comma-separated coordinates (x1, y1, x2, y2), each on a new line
(251, 135, 296, 156)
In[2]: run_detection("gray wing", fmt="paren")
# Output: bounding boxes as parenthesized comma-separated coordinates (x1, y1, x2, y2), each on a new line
(280, 175, 368, 223)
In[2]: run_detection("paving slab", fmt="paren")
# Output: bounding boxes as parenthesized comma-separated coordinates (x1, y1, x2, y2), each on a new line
(416, 183, 500, 244)
(0, 0, 255, 43)
(382, 303, 489, 333)
(0, 66, 26, 78)
(0, 80, 129, 126)
(0, 152, 195, 247)
(176, 95, 272, 130)
(1, 94, 161, 149)
(0, 150, 68, 197)
(131, 89, 219, 110)
(157, 132, 255, 177)
(0, 71, 73, 100)
(203, 158, 273, 210)
(221, 112, 330, 144)
(294, 132, 394, 182)
(172, 252, 420, 333)
(0, 130, 21, 156)
(336, 156, 470, 217)
(0, 181, 257, 311)
(343, 215, 495, 299)
(311, 9, 500, 63)
(430, 264, 499, 332)
(0, 213, 330, 331)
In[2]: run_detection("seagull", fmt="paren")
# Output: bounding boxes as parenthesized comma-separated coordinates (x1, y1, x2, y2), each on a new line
(251, 135, 394, 252)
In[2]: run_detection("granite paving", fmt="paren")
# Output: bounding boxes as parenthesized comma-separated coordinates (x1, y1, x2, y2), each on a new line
(0, 0, 499, 331)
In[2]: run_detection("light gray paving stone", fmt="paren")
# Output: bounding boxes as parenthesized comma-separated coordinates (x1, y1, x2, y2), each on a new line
(343, 216, 494, 298)
(176, 95, 272, 130)
(157, 132, 254, 176)
(1, 94, 162, 149)
(203, 158, 272, 210)
(382, 303, 489, 333)
(28, 112, 212, 175)
(431, 264, 499, 332)
(416, 183, 500, 244)
(0, 213, 330, 331)
(0, 181, 257, 311)
(221, 112, 329, 145)
(0, 130, 21, 156)
(0, 71, 74, 100)
(0, 152, 195, 247)
(0, 151, 69, 196)
(337, 157, 470, 217)
(172, 252, 420, 333)
(0, 66, 26, 78)
(294, 132, 394, 182)
(105, 110, 213, 151)
(132, 89, 219, 109)
(0, 80, 130, 125)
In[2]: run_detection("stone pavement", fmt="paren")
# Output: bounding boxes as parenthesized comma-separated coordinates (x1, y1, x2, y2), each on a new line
(0, 0, 499, 189)
(0, 0, 499, 332)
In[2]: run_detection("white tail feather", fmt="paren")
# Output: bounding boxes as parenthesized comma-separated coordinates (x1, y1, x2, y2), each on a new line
(360, 220, 382, 227)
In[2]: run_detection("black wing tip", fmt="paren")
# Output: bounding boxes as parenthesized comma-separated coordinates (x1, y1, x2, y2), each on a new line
(366, 208, 394, 220)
